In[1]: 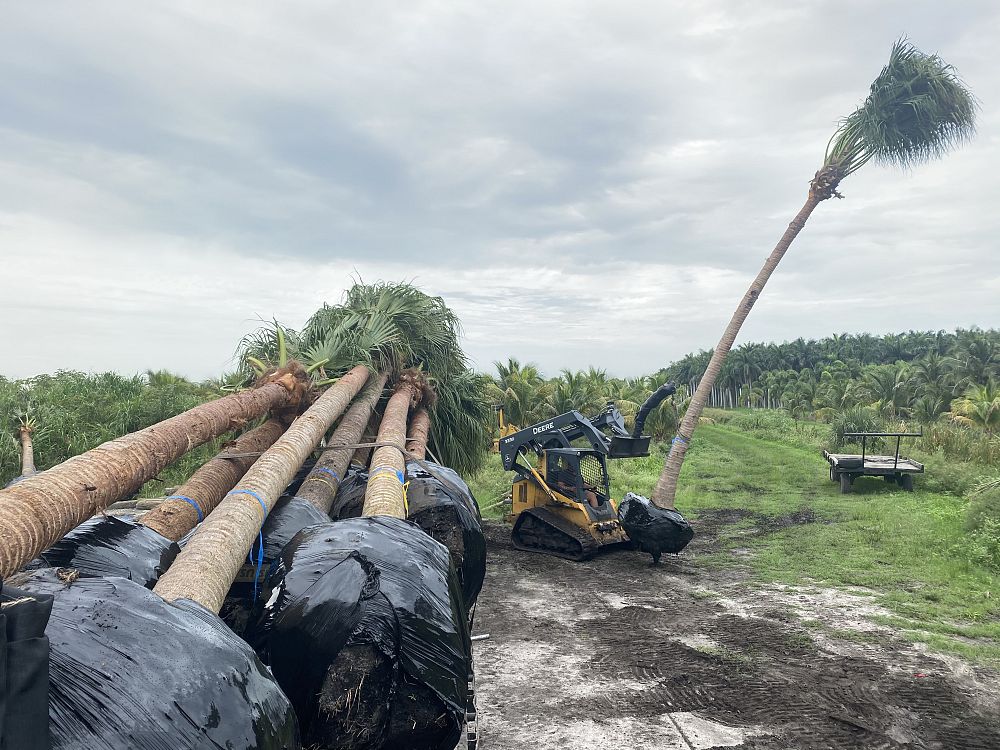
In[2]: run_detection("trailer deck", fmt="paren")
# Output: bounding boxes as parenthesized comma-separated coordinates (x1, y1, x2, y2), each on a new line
(822, 431, 923, 493)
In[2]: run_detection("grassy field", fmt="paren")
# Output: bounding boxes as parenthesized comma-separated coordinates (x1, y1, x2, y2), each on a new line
(467, 412, 999, 664)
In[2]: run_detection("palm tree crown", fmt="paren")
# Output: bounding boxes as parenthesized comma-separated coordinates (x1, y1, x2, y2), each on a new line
(819, 39, 977, 196)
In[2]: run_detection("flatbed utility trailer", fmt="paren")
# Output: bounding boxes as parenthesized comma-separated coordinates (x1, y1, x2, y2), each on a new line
(823, 431, 923, 493)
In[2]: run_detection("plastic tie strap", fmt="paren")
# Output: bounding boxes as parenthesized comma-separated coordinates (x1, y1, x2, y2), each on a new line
(166, 494, 204, 523)
(227, 488, 268, 519)
(304, 466, 341, 490)
(314, 467, 340, 481)
(369, 465, 405, 484)
(671, 435, 690, 446)
(228, 489, 268, 605)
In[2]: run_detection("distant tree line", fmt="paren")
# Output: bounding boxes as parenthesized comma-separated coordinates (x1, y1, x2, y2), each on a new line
(659, 328, 998, 430)
(488, 328, 999, 463)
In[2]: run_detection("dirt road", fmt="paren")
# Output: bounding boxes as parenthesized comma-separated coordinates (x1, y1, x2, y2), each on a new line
(472, 519, 1000, 750)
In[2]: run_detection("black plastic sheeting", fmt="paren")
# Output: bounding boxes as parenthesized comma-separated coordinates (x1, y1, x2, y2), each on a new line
(404, 460, 486, 612)
(618, 492, 694, 563)
(0, 579, 52, 750)
(328, 464, 368, 520)
(15, 568, 301, 750)
(26, 516, 179, 589)
(248, 517, 470, 750)
(260, 496, 330, 563)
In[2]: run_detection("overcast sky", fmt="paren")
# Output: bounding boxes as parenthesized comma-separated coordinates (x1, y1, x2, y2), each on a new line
(1, 1, 997, 381)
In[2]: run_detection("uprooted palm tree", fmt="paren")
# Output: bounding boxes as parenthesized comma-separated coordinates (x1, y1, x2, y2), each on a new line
(405, 408, 431, 461)
(0, 366, 310, 578)
(155, 282, 486, 610)
(309, 283, 491, 475)
(295, 373, 389, 514)
(243, 282, 491, 475)
(140, 418, 289, 541)
(363, 371, 435, 518)
(652, 39, 977, 509)
(154, 365, 371, 612)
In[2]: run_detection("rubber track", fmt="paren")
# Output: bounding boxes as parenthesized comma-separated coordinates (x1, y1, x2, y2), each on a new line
(511, 507, 599, 561)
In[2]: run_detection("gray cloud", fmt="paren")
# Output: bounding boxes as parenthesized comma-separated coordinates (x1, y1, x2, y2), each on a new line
(1, 0, 997, 380)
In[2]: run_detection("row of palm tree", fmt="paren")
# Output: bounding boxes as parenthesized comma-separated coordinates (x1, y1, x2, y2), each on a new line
(489, 358, 691, 441)
(660, 329, 998, 412)
(490, 329, 998, 439)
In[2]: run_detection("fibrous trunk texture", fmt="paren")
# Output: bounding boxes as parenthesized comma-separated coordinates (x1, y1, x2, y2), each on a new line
(154, 365, 370, 612)
(651, 192, 823, 508)
(141, 419, 288, 541)
(351, 411, 382, 469)
(297, 372, 388, 514)
(0, 370, 306, 579)
(362, 377, 422, 518)
(405, 408, 431, 461)
(18, 426, 35, 476)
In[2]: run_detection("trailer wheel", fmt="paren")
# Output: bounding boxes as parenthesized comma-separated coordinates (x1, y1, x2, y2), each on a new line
(840, 473, 853, 494)
(830, 466, 838, 482)
(883, 475, 896, 484)
(899, 474, 914, 492)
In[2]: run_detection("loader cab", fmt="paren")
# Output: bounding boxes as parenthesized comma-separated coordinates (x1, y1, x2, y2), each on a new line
(543, 449, 616, 520)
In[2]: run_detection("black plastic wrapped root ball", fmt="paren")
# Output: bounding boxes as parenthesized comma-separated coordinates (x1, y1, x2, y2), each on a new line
(329, 465, 368, 520)
(0, 581, 52, 750)
(404, 460, 486, 613)
(27, 515, 180, 588)
(15, 569, 300, 750)
(221, 494, 332, 638)
(248, 517, 471, 750)
(618, 492, 694, 563)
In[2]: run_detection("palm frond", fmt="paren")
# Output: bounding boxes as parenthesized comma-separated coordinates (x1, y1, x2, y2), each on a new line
(825, 39, 977, 179)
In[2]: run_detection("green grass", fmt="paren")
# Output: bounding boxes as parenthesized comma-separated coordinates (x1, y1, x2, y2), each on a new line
(467, 417, 999, 664)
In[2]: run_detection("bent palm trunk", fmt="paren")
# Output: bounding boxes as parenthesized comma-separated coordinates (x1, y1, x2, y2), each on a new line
(297, 372, 388, 514)
(0, 369, 307, 578)
(18, 425, 35, 476)
(141, 419, 288, 541)
(651, 193, 822, 509)
(405, 408, 431, 461)
(363, 374, 427, 518)
(154, 365, 370, 612)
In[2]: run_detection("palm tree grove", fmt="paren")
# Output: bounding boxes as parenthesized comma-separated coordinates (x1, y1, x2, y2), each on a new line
(1, 10, 998, 750)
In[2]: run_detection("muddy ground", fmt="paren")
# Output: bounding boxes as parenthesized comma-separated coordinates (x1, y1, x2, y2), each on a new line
(472, 516, 1000, 750)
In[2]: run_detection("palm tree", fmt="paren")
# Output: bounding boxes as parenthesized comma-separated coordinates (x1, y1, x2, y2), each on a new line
(154, 365, 371, 612)
(948, 380, 1000, 435)
(363, 371, 434, 518)
(406, 407, 432, 461)
(650, 40, 976, 508)
(0, 366, 309, 578)
(16, 414, 37, 477)
(296, 372, 389, 513)
(431, 369, 493, 474)
(140, 418, 289, 541)
(490, 359, 549, 426)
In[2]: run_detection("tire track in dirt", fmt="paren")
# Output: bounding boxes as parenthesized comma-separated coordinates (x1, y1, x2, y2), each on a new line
(473, 517, 1000, 749)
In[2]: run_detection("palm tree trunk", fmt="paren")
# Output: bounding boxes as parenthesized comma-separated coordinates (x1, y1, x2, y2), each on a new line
(351, 411, 382, 468)
(362, 380, 421, 518)
(141, 418, 288, 541)
(405, 408, 431, 461)
(154, 365, 370, 612)
(18, 426, 35, 476)
(651, 193, 822, 509)
(296, 372, 389, 514)
(0, 370, 306, 579)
